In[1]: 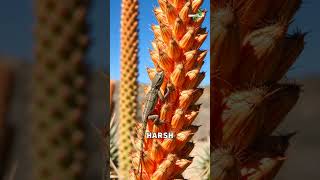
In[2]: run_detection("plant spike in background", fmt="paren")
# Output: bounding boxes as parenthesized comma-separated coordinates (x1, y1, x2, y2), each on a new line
(130, 0, 208, 179)
(0, 63, 14, 180)
(119, 0, 139, 178)
(211, 0, 304, 179)
(32, 0, 89, 180)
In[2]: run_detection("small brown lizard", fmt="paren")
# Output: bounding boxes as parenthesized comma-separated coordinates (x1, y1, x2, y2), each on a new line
(137, 70, 169, 178)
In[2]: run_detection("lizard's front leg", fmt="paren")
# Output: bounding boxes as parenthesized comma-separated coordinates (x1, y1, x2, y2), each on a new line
(148, 114, 165, 125)
(158, 86, 170, 102)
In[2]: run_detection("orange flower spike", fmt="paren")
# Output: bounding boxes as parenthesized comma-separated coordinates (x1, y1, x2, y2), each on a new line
(173, 17, 186, 40)
(179, 2, 191, 23)
(165, 1, 178, 25)
(147, 68, 157, 80)
(179, 27, 195, 50)
(159, 23, 172, 44)
(171, 109, 185, 132)
(192, 0, 204, 12)
(150, 140, 166, 163)
(170, 64, 185, 88)
(168, 39, 182, 59)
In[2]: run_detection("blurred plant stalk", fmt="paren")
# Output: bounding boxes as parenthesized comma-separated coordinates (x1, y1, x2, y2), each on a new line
(31, 0, 90, 179)
(211, 0, 304, 179)
(118, 0, 140, 178)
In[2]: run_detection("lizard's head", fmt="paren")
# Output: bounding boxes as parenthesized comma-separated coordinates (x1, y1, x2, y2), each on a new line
(153, 71, 165, 88)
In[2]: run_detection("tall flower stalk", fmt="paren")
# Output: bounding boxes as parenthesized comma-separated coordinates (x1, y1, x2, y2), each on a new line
(119, 0, 139, 177)
(131, 0, 207, 179)
(32, 1, 89, 179)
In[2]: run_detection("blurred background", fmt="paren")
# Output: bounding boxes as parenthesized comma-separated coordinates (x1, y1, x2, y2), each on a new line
(0, 0, 319, 180)
(0, 0, 107, 180)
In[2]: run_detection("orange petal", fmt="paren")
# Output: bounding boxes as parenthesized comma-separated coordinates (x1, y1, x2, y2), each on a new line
(183, 69, 200, 89)
(150, 140, 166, 163)
(147, 67, 157, 80)
(192, 0, 204, 12)
(160, 103, 174, 124)
(171, 109, 185, 132)
(179, 28, 195, 50)
(168, 39, 182, 59)
(161, 137, 176, 152)
(170, 63, 185, 88)
(151, 154, 177, 180)
(160, 23, 172, 44)
(184, 50, 197, 70)
(173, 17, 186, 40)
(158, 49, 174, 72)
(179, 2, 191, 23)
(164, 1, 178, 24)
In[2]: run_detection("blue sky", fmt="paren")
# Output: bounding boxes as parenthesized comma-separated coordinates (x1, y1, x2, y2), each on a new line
(0, 0, 319, 83)
(110, 0, 211, 85)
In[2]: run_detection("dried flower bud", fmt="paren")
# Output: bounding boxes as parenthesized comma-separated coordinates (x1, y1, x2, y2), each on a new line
(160, 23, 172, 44)
(170, 64, 185, 88)
(150, 140, 165, 163)
(179, 2, 191, 23)
(192, 0, 203, 12)
(179, 28, 195, 50)
(171, 109, 185, 132)
(184, 50, 197, 70)
(165, 1, 178, 24)
(168, 39, 182, 59)
(173, 17, 186, 40)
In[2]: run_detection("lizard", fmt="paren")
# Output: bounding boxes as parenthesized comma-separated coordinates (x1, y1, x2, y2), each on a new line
(137, 70, 170, 179)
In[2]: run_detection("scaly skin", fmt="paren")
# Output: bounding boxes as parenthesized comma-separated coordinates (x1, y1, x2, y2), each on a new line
(138, 71, 169, 178)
